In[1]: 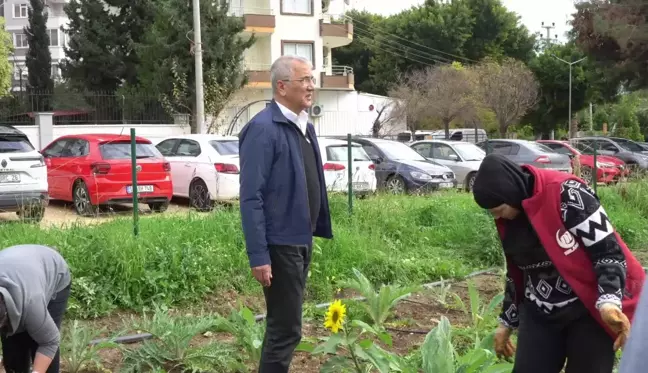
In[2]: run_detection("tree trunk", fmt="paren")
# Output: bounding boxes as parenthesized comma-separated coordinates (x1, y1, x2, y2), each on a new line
(443, 118, 451, 139)
(499, 124, 507, 138)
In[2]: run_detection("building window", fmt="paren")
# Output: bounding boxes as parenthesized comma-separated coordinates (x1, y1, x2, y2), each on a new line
(48, 29, 59, 46)
(1, 0, 5, 18)
(282, 42, 313, 64)
(281, 0, 311, 15)
(14, 33, 28, 48)
(13, 3, 28, 18)
(13, 64, 26, 81)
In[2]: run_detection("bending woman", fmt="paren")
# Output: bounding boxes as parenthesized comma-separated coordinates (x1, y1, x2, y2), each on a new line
(0, 244, 71, 373)
(472, 154, 644, 373)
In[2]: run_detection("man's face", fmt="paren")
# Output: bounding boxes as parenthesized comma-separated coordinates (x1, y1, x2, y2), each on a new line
(278, 61, 315, 111)
(488, 204, 520, 220)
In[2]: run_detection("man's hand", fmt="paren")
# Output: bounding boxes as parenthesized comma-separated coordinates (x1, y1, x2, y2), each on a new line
(251, 265, 272, 287)
(600, 303, 630, 351)
(494, 324, 516, 360)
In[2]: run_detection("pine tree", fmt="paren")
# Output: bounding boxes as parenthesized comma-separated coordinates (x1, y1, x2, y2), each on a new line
(24, 0, 53, 110)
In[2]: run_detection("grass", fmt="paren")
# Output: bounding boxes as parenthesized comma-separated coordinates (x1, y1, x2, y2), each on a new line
(1, 183, 646, 320)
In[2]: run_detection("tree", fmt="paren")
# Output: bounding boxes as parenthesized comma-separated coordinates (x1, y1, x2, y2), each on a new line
(475, 58, 539, 137)
(61, 0, 156, 92)
(572, 0, 648, 90)
(25, 0, 53, 109)
(0, 18, 12, 96)
(370, 101, 400, 138)
(128, 0, 254, 133)
(390, 62, 476, 138)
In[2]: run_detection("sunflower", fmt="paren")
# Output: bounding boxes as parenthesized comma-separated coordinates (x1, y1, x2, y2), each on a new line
(324, 300, 347, 333)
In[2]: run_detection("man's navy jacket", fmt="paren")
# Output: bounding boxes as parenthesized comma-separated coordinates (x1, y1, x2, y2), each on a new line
(238, 100, 333, 268)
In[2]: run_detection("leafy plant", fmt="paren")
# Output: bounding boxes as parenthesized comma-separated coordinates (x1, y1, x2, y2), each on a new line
(213, 305, 265, 362)
(121, 307, 246, 372)
(421, 316, 513, 373)
(452, 279, 504, 345)
(60, 320, 118, 373)
(340, 268, 419, 330)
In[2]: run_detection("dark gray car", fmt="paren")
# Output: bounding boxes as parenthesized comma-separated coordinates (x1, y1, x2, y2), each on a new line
(570, 137, 648, 171)
(476, 139, 572, 172)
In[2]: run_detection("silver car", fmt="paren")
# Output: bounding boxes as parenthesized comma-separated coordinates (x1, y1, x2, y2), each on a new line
(476, 139, 572, 172)
(410, 140, 485, 191)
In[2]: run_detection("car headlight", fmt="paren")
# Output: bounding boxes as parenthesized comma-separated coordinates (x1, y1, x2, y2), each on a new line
(596, 162, 615, 168)
(410, 171, 431, 180)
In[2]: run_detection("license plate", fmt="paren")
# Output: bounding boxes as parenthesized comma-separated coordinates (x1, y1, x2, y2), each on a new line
(0, 173, 20, 183)
(439, 182, 453, 188)
(126, 185, 154, 194)
(352, 182, 369, 190)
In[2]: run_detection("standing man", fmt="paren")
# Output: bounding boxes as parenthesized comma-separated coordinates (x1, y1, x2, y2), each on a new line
(239, 55, 333, 373)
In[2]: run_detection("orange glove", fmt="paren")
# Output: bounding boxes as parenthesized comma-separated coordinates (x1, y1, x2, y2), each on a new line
(494, 324, 516, 360)
(599, 303, 631, 351)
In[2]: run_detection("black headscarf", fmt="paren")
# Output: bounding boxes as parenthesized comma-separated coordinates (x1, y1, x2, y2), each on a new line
(472, 153, 534, 210)
(472, 154, 542, 257)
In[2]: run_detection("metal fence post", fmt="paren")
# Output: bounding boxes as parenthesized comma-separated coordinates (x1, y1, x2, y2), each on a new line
(347, 133, 353, 215)
(130, 128, 139, 236)
(592, 144, 598, 194)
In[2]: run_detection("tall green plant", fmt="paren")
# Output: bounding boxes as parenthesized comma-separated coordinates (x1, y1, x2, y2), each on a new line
(60, 321, 118, 373)
(213, 306, 265, 362)
(0, 18, 12, 95)
(25, 0, 53, 109)
(340, 268, 419, 330)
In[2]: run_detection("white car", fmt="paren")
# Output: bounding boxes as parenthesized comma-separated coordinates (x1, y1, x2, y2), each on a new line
(318, 137, 377, 195)
(0, 125, 48, 222)
(156, 134, 240, 210)
(410, 140, 485, 191)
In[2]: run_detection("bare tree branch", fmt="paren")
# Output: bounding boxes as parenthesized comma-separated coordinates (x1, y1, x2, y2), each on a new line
(474, 58, 539, 137)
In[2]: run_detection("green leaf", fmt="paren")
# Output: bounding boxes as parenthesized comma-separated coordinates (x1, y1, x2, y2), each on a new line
(240, 307, 256, 326)
(482, 362, 515, 373)
(320, 356, 354, 372)
(359, 343, 392, 373)
(296, 341, 316, 353)
(456, 348, 493, 373)
(378, 331, 393, 347)
(313, 333, 344, 355)
(421, 316, 455, 373)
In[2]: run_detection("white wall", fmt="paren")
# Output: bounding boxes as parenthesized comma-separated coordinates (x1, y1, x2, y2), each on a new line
(221, 89, 406, 136)
(15, 124, 190, 150)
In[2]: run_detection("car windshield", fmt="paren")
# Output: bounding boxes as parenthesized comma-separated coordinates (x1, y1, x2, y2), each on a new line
(209, 140, 239, 156)
(100, 142, 162, 159)
(613, 138, 645, 152)
(453, 143, 485, 161)
(376, 141, 427, 161)
(526, 142, 554, 153)
(326, 145, 371, 162)
(0, 135, 34, 153)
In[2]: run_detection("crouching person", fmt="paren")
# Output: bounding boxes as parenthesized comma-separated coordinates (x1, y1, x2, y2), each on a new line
(0, 244, 71, 373)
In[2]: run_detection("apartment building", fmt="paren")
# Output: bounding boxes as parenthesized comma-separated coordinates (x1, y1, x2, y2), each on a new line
(222, 0, 383, 135)
(1, 0, 68, 90)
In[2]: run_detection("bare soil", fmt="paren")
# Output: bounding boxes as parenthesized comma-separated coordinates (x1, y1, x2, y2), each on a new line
(54, 273, 504, 373)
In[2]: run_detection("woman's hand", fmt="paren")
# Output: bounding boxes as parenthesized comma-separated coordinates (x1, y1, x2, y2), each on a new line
(599, 303, 630, 351)
(494, 324, 516, 360)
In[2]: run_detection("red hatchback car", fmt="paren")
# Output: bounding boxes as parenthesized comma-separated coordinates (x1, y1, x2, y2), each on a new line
(41, 134, 173, 216)
(537, 140, 628, 183)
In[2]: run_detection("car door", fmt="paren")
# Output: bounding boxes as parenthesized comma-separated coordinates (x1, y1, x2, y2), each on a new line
(156, 139, 182, 196)
(411, 143, 433, 159)
(41, 139, 71, 199)
(597, 140, 620, 156)
(174, 139, 202, 196)
(431, 143, 470, 183)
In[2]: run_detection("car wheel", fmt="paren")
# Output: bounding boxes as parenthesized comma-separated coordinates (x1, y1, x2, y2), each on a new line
(20, 203, 45, 224)
(465, 172, 477, 192)
(73, 181, 99, 217)
(148, 201, 169, 213)
(580, 166, 593, 184)
(385, 175, 406, 194)
(189, 179, 213, 212)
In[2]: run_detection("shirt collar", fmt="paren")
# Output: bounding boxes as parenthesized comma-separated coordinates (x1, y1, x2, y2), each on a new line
(276, 101, 309, 135)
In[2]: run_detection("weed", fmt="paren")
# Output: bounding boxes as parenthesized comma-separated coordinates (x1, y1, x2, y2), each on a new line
(213, 305, 265, 363)
(60, 320, 118, 373)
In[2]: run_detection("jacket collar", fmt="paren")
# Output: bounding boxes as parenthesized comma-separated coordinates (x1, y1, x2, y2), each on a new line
(270, 99, 313, 129)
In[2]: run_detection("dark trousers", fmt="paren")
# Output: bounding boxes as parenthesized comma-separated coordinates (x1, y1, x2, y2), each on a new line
(513, 304, 615, 373)
(258, 244, 312, 373)
(1, 283, 71, 373)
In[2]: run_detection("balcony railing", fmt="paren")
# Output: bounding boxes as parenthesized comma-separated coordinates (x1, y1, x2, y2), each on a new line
(229, 7, 273, 16)
(320, 65, 354, 89)
(330, 65, 353, 76)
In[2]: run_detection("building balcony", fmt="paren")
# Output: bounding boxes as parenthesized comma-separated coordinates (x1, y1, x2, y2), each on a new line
(245, 63, 272, 88)
(229, 1, 275, 35)
(320, 66, 354, 90)
(320, 15, 353, 49)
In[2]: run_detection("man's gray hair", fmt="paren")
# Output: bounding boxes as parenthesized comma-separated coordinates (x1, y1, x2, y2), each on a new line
(270, 55, 311, 92)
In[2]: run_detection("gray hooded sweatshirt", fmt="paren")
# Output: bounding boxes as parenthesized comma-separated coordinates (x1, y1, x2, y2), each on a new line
(619, 277, 648, 372)
(0, 244, 71, 358)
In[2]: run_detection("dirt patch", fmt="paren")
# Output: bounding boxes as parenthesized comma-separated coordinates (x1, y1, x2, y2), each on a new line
(64, 273, 504, 372)
(0, 198, 194, 228)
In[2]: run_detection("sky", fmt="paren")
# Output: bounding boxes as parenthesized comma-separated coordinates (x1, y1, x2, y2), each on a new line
(329, 0, 577, 42)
